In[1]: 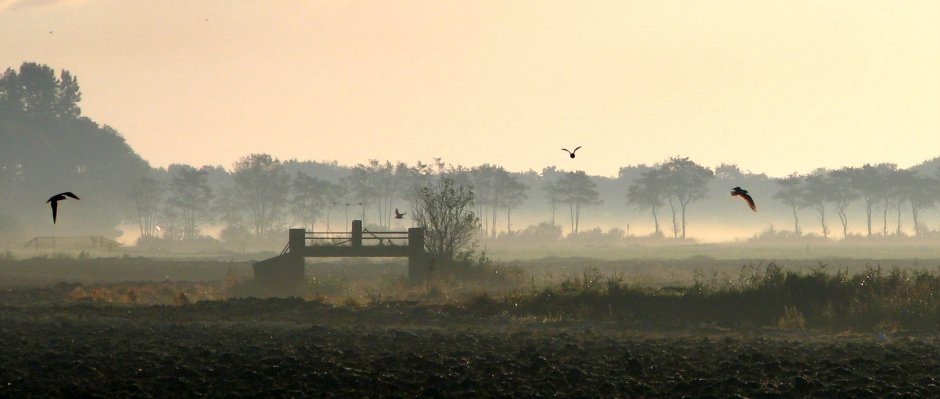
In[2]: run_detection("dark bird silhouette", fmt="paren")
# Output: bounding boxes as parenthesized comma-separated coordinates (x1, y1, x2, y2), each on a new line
(562, 146, 582, 158)
(47, 192, 80, 223)
(394, 209, 406, 219)
(730, 187, 756, 212)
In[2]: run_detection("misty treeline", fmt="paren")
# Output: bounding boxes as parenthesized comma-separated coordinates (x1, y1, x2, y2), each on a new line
(127, 157, 606, 248)
(2, 62, 940, 246)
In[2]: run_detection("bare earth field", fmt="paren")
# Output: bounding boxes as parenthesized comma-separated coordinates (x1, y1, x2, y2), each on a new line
(0, 297, 938, 397)
(2, 255, 940, 397)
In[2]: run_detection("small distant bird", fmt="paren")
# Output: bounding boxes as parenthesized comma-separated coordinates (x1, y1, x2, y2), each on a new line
(394, 209, 406, 219)
(731, 186, 756, 212)
(561, 146, 582, 158)
(47, 192, 80, 223)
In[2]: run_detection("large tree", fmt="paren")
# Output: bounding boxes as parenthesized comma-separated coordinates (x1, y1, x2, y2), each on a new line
(413, 178, 480, 260)
(231, 154, 291, 237)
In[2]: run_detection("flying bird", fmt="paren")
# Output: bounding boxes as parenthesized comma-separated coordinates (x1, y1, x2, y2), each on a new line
(47, 192, 80, 223)
(561, 146, 582, 158)
(730, 187, 756, 212)
(394, 209, 406, 219)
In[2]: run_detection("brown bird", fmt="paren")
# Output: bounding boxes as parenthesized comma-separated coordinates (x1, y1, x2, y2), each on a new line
(47, 192, 80, 223)
(394, 209, 406, 219)
(731, 187, 756, 212)
(561, 146, 582, 158)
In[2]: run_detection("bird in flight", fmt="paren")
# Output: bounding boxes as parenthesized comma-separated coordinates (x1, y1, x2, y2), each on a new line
(394, 209, 406, 219)
(730, 187, 756, 212)
(47, 192, 80, 223)
(561, 146, 582, 158)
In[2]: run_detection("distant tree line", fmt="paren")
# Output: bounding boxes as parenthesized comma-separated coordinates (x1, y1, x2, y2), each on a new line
(772, 164, 940, 238)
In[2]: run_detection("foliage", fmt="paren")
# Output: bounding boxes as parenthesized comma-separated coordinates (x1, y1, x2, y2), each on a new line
(412, 178, 480, 260)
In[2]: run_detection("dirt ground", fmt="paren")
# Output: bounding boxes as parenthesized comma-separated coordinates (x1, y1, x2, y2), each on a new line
(2, 297, 939, 398)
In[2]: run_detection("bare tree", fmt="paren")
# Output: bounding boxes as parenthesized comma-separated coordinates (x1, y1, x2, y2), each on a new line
(413, 178, 480, 260)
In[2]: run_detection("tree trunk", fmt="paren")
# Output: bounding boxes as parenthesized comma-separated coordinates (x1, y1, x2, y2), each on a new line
(790, 204, 801, 235)
(575, 203, 581, 235)
(896, 199, 904, 236)
(569, 202, 575, 236)
(882, 200, 890, 237)
(816, 203, 828, 238)
(667, 197, 678, 238)
(912, 204, 921, 236)
(865, 199, 873, 237)
(651, 205, 660, 235)
(680, 200, 688, 239)
(507, 207, 512, 234)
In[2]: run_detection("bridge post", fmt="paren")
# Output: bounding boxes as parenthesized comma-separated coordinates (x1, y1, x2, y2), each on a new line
(351, 220, 362, 247)
(288, 228, 305, 253)
(407, 227, 430, 282)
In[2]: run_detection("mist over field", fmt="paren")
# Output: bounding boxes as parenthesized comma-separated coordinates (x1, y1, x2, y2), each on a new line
(2, 2, 940, 397)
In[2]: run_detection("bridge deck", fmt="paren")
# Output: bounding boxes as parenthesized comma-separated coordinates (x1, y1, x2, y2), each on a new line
(293, 246, 410, 258)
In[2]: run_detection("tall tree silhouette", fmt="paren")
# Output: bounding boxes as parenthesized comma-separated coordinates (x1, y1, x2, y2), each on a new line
(290, 172, 330, 231)
(772, 173, 805, 235)
(801, 172, 831, 238)
(627, 168, 668, 236)
(555, 171, 601, 235)
(232, 154, 291, 237)
(827, 168, 860, 238)
(129, 176, 163, 238)
(167, 165, 213, 240)
(661, 157, 713, 239)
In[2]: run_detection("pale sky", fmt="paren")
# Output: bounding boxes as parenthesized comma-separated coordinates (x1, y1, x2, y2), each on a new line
(2, 0, 938, 177)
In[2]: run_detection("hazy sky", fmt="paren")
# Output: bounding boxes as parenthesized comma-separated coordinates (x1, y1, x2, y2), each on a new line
(2, 0, 938, 177)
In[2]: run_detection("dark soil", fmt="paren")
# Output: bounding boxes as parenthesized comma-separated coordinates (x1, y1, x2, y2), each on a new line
(2, 299, 939, 398)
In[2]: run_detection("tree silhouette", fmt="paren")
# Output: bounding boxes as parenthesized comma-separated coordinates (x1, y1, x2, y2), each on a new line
(660, 157, 713, 239)
(501, 175, 528, 234)
(627, 168, 668, 236)
(231, 154, 291, 237)
(851, 164, 891, 237)
(772, 173, 804, 235)
(290, 172, 330, 231)
(827, 168, 860, 238)
(904, 174, 938, 236)
(555, 171, 602, 235)
(167, 165, 213, 240)
(801, 172, 830, 238)
(542, 179, 561, 228)
(129, 176, 163, 238)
